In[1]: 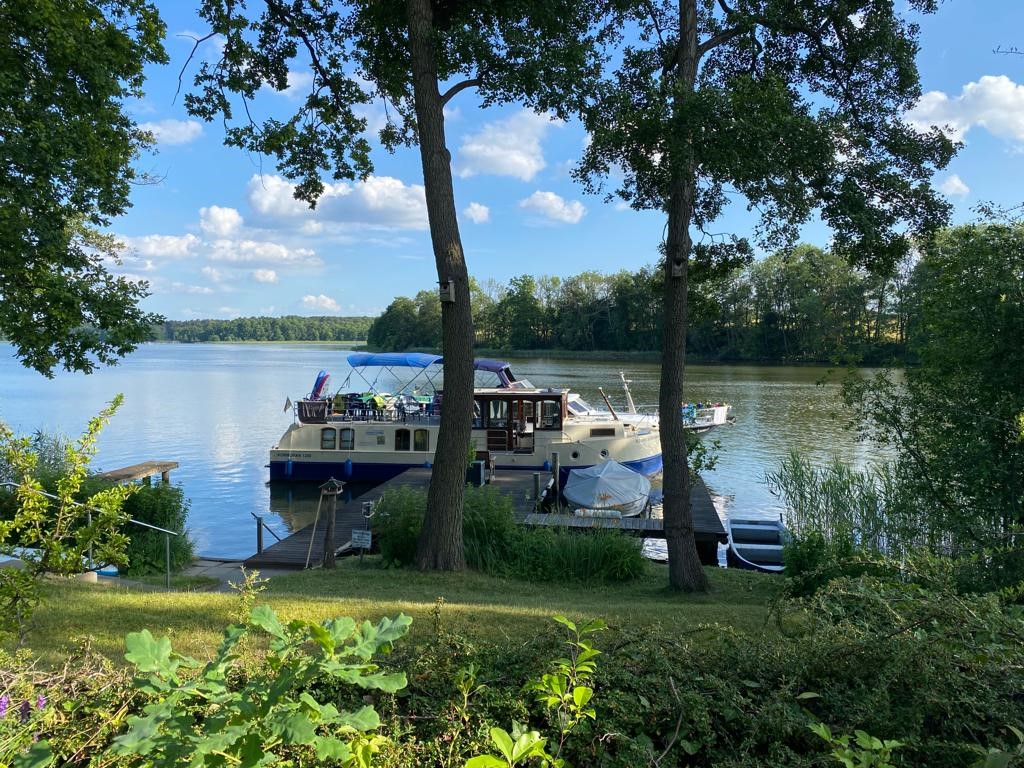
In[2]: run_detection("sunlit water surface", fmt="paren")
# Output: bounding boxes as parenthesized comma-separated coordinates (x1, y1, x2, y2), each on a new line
(0, 344, 884, 559)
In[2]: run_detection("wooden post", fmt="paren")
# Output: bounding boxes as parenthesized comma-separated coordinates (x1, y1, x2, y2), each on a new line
(551, 452, 560, 511)
(532, 472, 541, 505)
(256, 515, 264, 554)
(323, 499, 336, 569)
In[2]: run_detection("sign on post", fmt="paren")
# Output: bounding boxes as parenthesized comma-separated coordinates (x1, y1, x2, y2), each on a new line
(351, 528, 372, 549)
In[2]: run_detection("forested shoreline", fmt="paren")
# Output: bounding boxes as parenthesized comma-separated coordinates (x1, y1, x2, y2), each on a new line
(152, 315, 372, 343)
(147, 243, 923, 364)
(368, 243, 920, 365)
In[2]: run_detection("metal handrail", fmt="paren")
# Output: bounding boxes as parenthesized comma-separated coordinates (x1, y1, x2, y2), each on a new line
(1, 481, 179, 588)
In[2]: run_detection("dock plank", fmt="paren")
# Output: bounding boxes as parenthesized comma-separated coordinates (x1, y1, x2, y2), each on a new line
(97, 461, 179, 483)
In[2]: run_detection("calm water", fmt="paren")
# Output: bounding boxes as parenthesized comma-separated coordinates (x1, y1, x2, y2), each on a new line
(0, 343, 878, 558)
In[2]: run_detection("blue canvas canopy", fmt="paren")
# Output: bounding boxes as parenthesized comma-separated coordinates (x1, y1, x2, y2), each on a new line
(346, 352, 442, 369)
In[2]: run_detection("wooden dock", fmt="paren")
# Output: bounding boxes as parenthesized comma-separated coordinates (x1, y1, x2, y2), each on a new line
(97, 461, 178, 484)
(524, 477, 725, 565)
(245, 468, 541, 569)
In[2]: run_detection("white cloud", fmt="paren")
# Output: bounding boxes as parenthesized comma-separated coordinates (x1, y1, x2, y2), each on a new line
(208, 238, 321, 267)
(218, 306, 241, 318)
(281, 71, 314, 98)
(126, 233, 200, 260)
(138, 118, 203, 145)
(939, 174, 970, 197)
(201, 266, 227, 283)
(302, 294, 341, 313)
(199, 205, 243, 237)
(247, 173, 428, 230)
(907, 75, 1024, 143)
(456, 110, 562, 181)
(519, 190, 586, 224)
(171, 282, 215, 295)
(463, 202, 490, 224)
(252, 268, 279, 283)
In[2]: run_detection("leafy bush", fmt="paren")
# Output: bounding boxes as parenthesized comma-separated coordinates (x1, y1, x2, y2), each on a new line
(373, 486, 645, 583)
(113, 606, 411, 767)
(117, 483, 193, 575)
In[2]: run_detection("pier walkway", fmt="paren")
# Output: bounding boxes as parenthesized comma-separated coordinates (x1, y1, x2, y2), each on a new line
(245, 469, 725, 569)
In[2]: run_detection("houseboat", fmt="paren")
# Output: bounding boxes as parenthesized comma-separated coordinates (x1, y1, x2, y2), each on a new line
(269, 353, 664, 483)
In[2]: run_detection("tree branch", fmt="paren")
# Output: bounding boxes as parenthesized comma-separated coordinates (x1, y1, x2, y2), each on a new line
(175, 31, 218, 103)
(440, 77, 481, 107)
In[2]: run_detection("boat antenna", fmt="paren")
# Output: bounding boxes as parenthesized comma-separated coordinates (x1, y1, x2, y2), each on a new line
(619, 372, 637, 415)
(597, 387, 620, 421)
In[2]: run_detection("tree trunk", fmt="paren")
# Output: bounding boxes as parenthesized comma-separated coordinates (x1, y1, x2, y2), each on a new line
(406, 0, 472, 570)
(661, 0, 709, 592)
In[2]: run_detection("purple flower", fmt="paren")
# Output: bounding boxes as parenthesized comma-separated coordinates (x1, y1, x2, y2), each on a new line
(36, 695, 46, 710)
(19, 699, 30, 723)
(0, 695, 9, 718)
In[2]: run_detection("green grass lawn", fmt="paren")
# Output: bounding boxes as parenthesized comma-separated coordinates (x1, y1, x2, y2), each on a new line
(23, 559, 781, 665)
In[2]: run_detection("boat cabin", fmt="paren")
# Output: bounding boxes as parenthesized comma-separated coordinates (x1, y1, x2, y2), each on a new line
(472, 388, 567, 454)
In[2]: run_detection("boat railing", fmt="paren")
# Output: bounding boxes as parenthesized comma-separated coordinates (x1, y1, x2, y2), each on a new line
(296, 398, 440, 425)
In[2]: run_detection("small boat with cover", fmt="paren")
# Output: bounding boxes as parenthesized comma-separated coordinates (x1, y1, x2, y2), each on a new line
(562, 460, 652, 518)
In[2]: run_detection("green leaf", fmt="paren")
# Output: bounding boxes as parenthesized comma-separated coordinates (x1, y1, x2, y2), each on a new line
(125, 629, 179, 676)
(796, 691, 821, 700)
(250, 605, 287, 639)
(12, 740, 53, 768)
(269, 710, 317, 745)
(337, 705, 381, 733)
(572, 686, 593, 709)
(315, 736, 352, 761)
(465, 756, 507, 768)
(552, 615, 577, 632)
(489, 727, 515, 762)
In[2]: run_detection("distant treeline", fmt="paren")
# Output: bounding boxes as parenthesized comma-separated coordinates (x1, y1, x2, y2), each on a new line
(154, 315, 373, 343)
(368, 244, 921, 364)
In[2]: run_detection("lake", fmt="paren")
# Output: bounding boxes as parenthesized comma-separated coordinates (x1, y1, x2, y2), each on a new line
(0, 343, 879, 559)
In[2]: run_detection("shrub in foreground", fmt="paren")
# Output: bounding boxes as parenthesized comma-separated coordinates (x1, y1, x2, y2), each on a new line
(373, 486, 645, 582)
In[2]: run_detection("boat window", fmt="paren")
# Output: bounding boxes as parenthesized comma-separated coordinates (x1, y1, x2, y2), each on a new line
(538, 399, 562, 430)
(395, 429, 411, 451)
(472, 399, 483, 429)
(488, 399, 509, 428)
(590, 427, 616, 437)
(414, 429, 429, 451)
(320, 428, 337, 450)
(339, 428, 354, 450)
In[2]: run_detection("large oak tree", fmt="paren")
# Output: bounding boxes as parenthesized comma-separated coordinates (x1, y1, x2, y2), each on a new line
(186, 0, 606, 568)
(0, 0, 167, 376)
(578, 0, 955, 590)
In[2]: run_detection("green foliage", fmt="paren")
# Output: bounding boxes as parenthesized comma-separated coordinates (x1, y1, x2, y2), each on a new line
(159, 314, 372, 343)
(845, 223, 1024, 545)
(0, 640, 137, 768)
(118, 483, 193, 575)
(112, 605, 411, 766)
(373, 486, 645, 583)
(469, 616, 606, 768)
(0, 397, 134, 642)
(810, 723, 903, 768)
(0, 0, 167, 375)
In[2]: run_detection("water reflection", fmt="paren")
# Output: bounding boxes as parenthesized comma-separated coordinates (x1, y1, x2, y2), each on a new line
(0, 343, 888, 559)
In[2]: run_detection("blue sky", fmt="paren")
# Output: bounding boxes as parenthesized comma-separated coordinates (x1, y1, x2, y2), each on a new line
(111, 2, 1024, 320)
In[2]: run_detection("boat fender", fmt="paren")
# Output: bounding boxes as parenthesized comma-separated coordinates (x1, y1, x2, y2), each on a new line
(344, 458, 353, 478)
(542, 459, 551, 472)
(423, 460, 432, 468)
(285, 460, 293, 477)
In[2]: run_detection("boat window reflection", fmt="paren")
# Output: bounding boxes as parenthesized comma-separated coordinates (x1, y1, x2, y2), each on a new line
(414, 429, 429, 451)
(320, 427, 337, 450)
(395, 428, 411, 451)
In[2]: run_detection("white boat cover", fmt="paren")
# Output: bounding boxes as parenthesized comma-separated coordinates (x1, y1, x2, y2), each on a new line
(563, 460, 652, 515)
